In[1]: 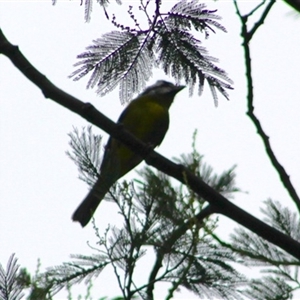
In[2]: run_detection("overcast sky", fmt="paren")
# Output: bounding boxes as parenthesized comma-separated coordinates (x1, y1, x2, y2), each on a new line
(1, 1, 300, 299)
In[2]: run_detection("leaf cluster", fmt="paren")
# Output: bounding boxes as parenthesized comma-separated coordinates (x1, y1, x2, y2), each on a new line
(213, 200, 300, 299)
(0, 254, 24, 300)
(33, 127, 244, 299)
(66, 126, 103, 187)
(70, 0, 233, 105)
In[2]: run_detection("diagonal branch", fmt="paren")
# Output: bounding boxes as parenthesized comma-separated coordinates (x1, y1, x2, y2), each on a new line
(247, 0, 276, 42)
(233, 2, 300, 211)
(247, 104, 300, 211)
(234, 0, 276, 43)
(246, 0, 266, 18)
(283, 0, 300, 13)
(1, 28, 300, 259)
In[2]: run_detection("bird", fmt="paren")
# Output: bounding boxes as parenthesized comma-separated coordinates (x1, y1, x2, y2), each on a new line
(72, 80, 185, 227)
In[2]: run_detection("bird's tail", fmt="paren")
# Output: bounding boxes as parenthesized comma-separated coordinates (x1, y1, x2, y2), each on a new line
(72, 177, 111, 227)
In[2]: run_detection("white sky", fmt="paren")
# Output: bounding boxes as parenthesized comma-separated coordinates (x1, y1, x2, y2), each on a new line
(1, 0, 300, 299)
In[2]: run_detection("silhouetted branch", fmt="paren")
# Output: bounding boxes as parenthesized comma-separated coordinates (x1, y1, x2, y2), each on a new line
(1, 28, 300, 259)
(233, 1, 300, 212)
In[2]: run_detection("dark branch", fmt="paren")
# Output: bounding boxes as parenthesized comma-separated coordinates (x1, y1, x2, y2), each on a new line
(1, 28, 300, 259)
(283, 0, 300, 13)
(233, 2, 300, 211)
(247, 0, 276, 42)
(246, 0, 266, 18)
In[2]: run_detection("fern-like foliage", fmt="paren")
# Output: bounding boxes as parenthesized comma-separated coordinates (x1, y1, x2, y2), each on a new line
(225, 199, 300, 299)
(71, 31, 155, 104)
(43, 127, 243, 299)
(162, 241, 245, 300)
(43, 177, 243, 299)
(44, 254, 112, 296)
(84, 0, 122, 22)
(230, 200, 300, 265)
(66, 126, 103, 186)
(53, 0, 121, 21)
(0, 254, 24, 300)
(242, 276, 293, 300)
(70, 0, 233, 105)
(261, 199, 300, 241)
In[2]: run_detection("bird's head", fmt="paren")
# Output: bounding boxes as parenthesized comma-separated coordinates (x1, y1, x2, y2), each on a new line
(141, 80, 185, 107)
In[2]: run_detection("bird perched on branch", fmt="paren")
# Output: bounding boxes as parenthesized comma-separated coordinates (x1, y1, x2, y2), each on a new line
(72, 80, 185, 227)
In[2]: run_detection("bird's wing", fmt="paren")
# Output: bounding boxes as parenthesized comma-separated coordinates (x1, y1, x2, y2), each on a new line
(100, 96, 170, 178)
(118, 96, 170, 147)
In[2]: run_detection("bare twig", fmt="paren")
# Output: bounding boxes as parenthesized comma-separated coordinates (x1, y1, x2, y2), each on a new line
(234, 1, 300, 211)
(246, 0, 266, 18)
(248, 0, 276, 42)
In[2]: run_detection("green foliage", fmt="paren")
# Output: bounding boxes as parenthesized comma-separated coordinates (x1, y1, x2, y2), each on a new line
(242, 276, 293, 300)
(43, 127, 244, 299)
(261, 199, 300, 240)
(213, 199, 300, 299)
(66, 126, 102, 187)
(69, 0, 233, 105)
(42, 176, 243, 298)
(229, 200, 300, 266)
(4, 127, 300, 299)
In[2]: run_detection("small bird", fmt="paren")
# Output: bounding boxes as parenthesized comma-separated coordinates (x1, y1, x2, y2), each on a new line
(72, 80, 185, 227)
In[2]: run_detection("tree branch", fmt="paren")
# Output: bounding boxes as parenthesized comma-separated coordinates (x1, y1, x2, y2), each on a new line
(283, 0, 300, 13)
(1, 28, 300, 259)
(233, 2, 300, 211)
(247, 0, 275, 41)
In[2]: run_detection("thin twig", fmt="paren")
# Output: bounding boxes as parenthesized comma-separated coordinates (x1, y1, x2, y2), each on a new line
(246, 0, 266, 18)
(247, 0, 276, 42)
(234, 1, 300, 211)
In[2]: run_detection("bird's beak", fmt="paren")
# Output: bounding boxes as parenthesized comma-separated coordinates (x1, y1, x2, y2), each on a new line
(175, 85, 185, 92)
